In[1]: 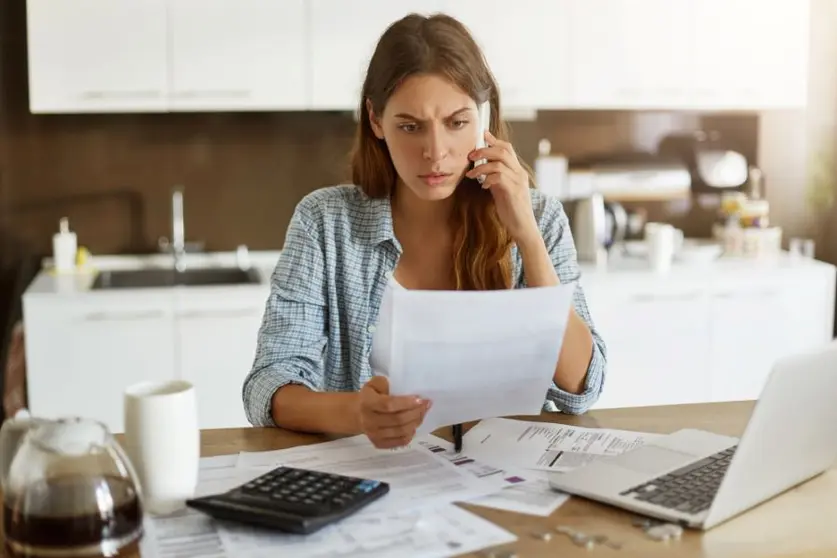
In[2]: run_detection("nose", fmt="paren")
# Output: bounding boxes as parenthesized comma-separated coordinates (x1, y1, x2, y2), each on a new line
(422, 125, 448, 162)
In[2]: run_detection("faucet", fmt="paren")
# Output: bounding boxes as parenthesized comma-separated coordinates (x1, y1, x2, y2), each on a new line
(171, 187, 186, 272)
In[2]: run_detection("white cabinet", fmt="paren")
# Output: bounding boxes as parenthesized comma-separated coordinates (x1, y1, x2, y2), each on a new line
(566, 0, 810, 110)
(308, 1, 447, 110)
(175, 289, 268, 429)
(26, 0, 169, 113)
(586, 282, 712, 409)
(445, 1, 572, 110)
(167, 0, 307, 110)
(24, 292, 176, 433)
(567, 0, 694, 109)
(690, 0, 810, 109)
(584, 261, 836, 410)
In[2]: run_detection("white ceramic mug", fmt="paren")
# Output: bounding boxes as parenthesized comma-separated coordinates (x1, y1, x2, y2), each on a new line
(123, 380, 199, 515)
(645, 223, 676, 273)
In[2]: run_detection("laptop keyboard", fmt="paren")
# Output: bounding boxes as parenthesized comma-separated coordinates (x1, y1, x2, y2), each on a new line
(619, 445, 738, 515)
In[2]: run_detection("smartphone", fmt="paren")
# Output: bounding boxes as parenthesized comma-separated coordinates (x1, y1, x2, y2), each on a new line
(473, 100, 490, 184)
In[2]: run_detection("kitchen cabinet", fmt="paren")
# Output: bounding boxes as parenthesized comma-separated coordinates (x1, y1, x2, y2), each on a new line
(26, 0, 169, 113)
(585, 281, 712, 409)
(175, 289, 268, 429)
(167, 0, 307, 110)
(583, 260, 835, 410)
(309, 1, 448, 111)
(442, 1, 572, 110)
(567, 0, 693, 109)
(566, 0, 810, 110)
(23, 292, 176, 433)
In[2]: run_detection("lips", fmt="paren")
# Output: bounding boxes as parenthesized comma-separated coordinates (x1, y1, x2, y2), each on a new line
(418, 172, 452, 186)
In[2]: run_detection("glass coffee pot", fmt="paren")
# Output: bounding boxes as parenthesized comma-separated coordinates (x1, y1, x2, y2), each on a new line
(0, 414, 144, 557)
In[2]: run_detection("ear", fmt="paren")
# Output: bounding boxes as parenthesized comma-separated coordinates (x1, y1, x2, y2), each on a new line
(366, 98, 385, 140)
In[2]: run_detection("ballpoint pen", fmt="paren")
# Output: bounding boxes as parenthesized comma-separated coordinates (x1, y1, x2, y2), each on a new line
(452, 423, 463, 453)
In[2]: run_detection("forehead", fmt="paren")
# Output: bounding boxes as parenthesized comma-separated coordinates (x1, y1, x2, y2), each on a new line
(384, 73, 476, 118)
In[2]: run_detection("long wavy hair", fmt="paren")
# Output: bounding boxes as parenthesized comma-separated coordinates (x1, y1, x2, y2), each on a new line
(350, 13, 522, 291)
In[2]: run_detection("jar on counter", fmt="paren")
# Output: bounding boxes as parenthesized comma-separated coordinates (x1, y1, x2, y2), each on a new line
(739, 199, 770, 228)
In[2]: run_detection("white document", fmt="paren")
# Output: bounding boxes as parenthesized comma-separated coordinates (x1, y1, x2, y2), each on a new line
(140, 455, 242, 558)
(463, 417, 663, 472)
(216, 504, 516, 558)
(386, 283, 576, 434)
(417, 436, 569, 516)
(235, 435, 498, 514)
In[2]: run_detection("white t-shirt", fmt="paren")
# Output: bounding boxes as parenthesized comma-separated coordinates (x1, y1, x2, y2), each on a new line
(369, 277, 403, 377)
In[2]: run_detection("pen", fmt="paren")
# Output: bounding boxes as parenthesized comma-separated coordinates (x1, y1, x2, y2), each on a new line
(453, 423, 463, 453)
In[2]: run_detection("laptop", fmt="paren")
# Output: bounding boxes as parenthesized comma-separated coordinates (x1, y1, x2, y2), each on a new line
(548, 341, 837, 530)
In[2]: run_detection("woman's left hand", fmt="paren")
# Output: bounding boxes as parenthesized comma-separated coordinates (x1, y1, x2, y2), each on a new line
(466, 130, 541, 246)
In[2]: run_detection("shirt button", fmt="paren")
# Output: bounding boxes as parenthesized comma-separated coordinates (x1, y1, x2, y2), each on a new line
(384, 271, 393, 279)
(367, 325, 377, 333)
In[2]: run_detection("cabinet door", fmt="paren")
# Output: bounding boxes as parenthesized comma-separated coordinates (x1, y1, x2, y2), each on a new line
(585, 283, 711, 409)
(708, 284, 794, 402)
(167, 0, 307, 110)
(23, 294, 176, 433)
(26, 0, 168, 113)
(690, 0, 809, 109)
(309, 1, 447, 110)
(566, 0, 693, 109)
(175, 289, 269, 429)
(444, 0, 572, 109)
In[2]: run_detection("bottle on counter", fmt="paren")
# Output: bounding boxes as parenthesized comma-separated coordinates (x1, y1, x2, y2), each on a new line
(52, 217, 78, 274)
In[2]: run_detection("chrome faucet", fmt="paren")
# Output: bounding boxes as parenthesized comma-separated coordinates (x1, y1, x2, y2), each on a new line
(171, 187, 186, 272)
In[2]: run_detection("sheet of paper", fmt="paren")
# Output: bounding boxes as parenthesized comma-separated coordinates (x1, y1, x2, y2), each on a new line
(139, 455, 242, 558)
(463, 417, 663, 472)
(216, 504, 516, 558)
(417, 436, 569, 516)
(386, 283, 576, 434)
(235, 435, 499, 514)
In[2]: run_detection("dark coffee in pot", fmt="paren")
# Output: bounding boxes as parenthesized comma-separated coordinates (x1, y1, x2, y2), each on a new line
(3, 475, 143, 557)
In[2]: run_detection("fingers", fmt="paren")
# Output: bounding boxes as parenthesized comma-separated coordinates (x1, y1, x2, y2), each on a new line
(364, 375, 390, 395)
(469, 145, 517, 170)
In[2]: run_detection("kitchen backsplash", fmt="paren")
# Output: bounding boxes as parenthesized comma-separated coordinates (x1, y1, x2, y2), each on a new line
(0, 1, 759, 258)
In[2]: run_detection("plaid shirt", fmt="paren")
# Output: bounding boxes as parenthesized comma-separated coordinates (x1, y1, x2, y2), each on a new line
(243, 184, 607, 427)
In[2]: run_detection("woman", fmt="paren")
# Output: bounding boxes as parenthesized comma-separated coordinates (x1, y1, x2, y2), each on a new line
(243, 13, 607, 449)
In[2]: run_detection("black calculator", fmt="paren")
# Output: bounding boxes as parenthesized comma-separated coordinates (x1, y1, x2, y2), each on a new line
(185, 465, 390, 534)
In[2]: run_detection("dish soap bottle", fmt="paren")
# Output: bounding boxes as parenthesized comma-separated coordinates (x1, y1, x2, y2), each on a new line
(52, 217, 77, 274)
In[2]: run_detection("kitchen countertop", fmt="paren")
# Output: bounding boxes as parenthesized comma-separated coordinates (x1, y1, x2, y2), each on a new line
(23, 250, 282, 297)
(23, 246, 836, 298)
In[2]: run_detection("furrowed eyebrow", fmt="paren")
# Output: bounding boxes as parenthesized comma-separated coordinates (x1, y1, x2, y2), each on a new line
(393, 107, 472, 121)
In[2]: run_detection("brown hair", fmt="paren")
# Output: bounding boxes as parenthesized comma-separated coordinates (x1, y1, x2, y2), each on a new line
(350, 13, 521, 291)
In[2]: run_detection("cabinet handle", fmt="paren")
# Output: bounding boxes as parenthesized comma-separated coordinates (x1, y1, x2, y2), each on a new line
(83, 310, 166, 321)
(178, 309, 261, 319)
(170, 90, 251, 99)
(80, 90, 162, 100)
(714, 290, 779, 299)
(631, 291, 702, 303)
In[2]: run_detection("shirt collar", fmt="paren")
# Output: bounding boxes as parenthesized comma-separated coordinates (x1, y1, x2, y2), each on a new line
(358, 192, 399, 249)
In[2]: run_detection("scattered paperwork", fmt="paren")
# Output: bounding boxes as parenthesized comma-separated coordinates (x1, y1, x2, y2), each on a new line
(418, 436, 569, 517)
(462, 417, 663, 472)
(385, 283, 576, 434)
(141, 447, 515, 558)
(235, 435, 498, 514)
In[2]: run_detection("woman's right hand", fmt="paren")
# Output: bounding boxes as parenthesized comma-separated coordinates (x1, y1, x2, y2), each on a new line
(358, 376, 431, 449)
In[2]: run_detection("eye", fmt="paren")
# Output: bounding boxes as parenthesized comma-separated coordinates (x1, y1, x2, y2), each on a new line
(397, 122, 419, 133)
(451, 119, 469, 130)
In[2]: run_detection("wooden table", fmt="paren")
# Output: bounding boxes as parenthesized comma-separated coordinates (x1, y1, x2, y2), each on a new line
(10, 401, 837, 557)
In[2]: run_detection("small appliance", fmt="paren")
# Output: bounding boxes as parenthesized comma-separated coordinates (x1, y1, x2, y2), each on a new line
(657, 130, 751, 194)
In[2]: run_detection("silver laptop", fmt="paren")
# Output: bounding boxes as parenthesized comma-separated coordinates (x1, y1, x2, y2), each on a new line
(548, 341, 837, 530)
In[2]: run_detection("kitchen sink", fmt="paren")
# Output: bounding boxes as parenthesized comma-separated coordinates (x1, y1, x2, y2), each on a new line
(90, 267, 261, 290)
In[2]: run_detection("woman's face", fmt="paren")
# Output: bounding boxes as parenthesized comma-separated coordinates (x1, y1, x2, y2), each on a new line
(368, 73, 480, 203)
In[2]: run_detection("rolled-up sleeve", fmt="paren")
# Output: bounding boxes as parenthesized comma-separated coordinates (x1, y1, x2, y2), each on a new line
(242, 201, 328, 427)
(536, 196, 608, 414)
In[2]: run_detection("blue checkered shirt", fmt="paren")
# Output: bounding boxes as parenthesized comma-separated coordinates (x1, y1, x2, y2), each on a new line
(243, 184, 607, 427)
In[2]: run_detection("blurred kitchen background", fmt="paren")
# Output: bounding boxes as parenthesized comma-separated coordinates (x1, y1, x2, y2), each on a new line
(2, 0, 837, 430)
